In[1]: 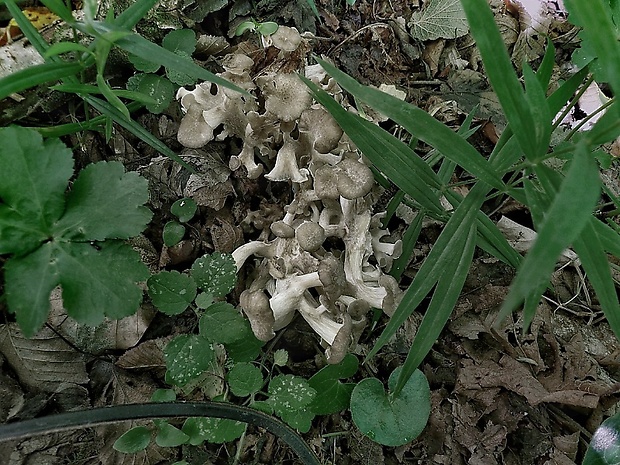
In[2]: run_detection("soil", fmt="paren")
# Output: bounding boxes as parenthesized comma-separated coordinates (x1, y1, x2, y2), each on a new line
(1, 0, 619, 464)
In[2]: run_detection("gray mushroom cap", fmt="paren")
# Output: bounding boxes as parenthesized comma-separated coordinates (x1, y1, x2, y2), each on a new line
(296, 221, 326, 252)
(239, 289, 275, 341)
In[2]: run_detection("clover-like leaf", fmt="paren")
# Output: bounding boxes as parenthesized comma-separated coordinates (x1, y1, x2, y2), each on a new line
(583, 410, 620, 465)
(164, 334, 214, 387)
(170, 197, 198, 223)
(409, 0, 469, 41)
(162, 221, 186, 247)
(199, 302, 247, 344)
(190, 253, 236, 297)
(148, 270, 197, 315)
(54, 161, 152, 241)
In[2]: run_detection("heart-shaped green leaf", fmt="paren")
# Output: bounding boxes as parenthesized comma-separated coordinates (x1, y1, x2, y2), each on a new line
(583, 411, 620, 465)
(350, 366, 430, 446)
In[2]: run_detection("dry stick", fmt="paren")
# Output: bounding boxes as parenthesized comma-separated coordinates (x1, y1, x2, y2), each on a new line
(0, 402, 322, 465)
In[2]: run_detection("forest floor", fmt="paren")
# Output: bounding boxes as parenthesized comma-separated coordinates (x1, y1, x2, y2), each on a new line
(1, 0, 620, 464)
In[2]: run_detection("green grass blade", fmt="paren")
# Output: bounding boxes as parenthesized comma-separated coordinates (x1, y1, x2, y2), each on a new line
(390, 210, 424, 281)
(523, 64, 552, 160)
(393, 221, 476, 396)
(113, 0, 160, 29)
(564, 0, 620, 95)
(313, 57, 506, 192)
(461, 0, 540, 160)
(367, 184, 487, 360)
(592, 219, 620, 258)
(497, 141, 601, 328)
(83, 96, 195, 173)
(0, 62, 83, 100)
(302, 77, 446, 216)
(82, 21, 247, 96)
(573, 220, 620, 339)
(536, 39, 555, 90)
(38, 0, 75, 24)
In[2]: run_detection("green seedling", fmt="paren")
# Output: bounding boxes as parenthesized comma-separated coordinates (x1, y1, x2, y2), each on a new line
(235, 18, 279, 37)
(161, 197, 198, 247)
(0, 127, 152, 337)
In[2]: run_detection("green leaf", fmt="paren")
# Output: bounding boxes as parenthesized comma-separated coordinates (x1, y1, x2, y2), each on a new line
(498, 142, 601, 327)
(273, 348, 289, 367)
(165, 50, 197, 86)
(308, 354, 358, 415)
(195, 292, 214, 309)
(190, 253, 237, 297)
(151, 388, 177, 402)
(565, 0, 620, 95)
(573, 220, 620, 340)
(164, 335, 214, 387)
(0, 62, 84, 100)
(113, 426, 151, 453)
(279, 407, 315, 433)
(182, 417, 245, 445)
(162, 221, 186, 247)
(55, 241, 149, 324)
(350, 366, 431, 446)
(54, 161, 152, 241)
(199, 302, 248, 344)
(267, 375, 317, 415)
(44, 41, 93, 59)
(155, 421, 189, 447)
(224, 327, 264, 362)
(256, 22, 279, 36)
(461, 0, 541, 160)
(128, 54, 161, 73)
(148, 271, 197, 315)
(227, 362, 263, 397)
(162, 29, 196, 55)
(0, 127, 73, 229)
(409, 0, 469, 41)
(393, 222, 476, 395)
(83, 21, 247, 95)
(367, 184, 485, 361)
(171, 197, 198, 223)
(4, 243, 59, 336)
(583, 410, 620, 465)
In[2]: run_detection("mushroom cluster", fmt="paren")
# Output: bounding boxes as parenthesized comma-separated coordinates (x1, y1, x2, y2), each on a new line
(176, 27, 403, 363)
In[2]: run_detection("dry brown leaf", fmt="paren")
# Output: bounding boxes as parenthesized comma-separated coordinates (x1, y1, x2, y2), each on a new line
(0, 324, 88, 392)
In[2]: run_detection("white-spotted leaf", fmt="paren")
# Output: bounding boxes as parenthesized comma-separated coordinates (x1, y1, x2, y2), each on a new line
(190, 253, 236, 297)
(164, 334, 214, 387)
(148, 270, 196, 315)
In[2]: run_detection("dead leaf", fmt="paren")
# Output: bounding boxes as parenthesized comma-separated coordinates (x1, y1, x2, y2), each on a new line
(0, 324, 88, 392)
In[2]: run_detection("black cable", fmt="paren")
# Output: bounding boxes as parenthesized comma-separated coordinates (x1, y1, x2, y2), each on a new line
(0, 402, 322, 465)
